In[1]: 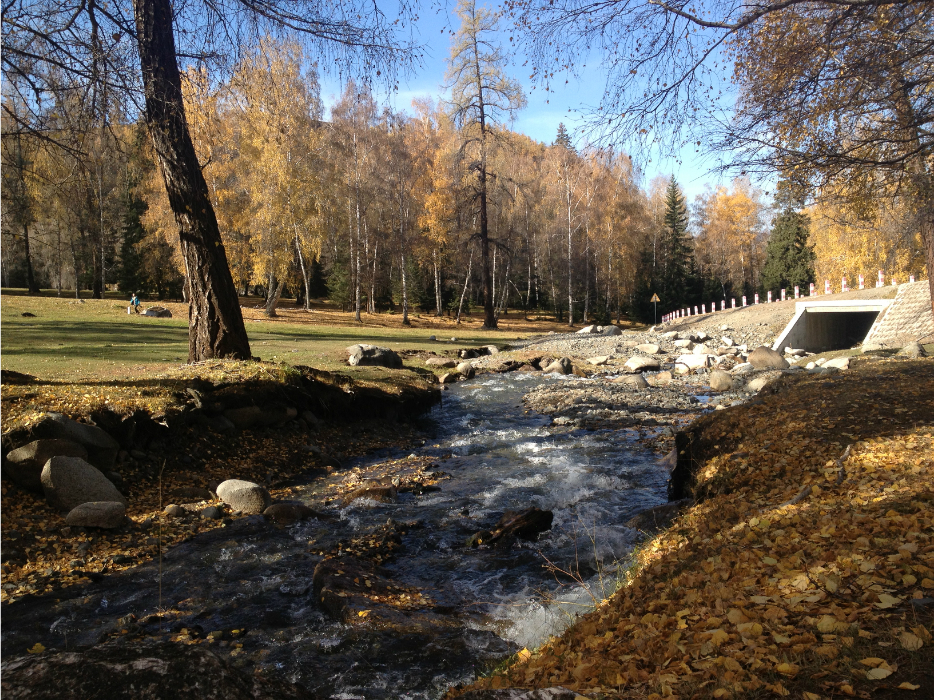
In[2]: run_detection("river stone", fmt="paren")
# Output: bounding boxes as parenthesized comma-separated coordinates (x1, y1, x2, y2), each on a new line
(635, 343, 660, 354)
(485, 345, 500, 355)
(0, 640, 317, 700)
(708, 369, 733, 392)
(142, 306, 172, 318)
(32, 413, 119, 471)
(201, 505, 223, 519)
(674, 354, 713, 373)
(721, 336, 734, 347)
(41, 457, 127, 511)
(425, 357, 457, 368)
(263, 502, 333, 526)
(342, 484, 398, 507)
(216, 479, 271, 514)
(747, 346, 789, 370)
(693, 343, 713, 355)
(823, 356, 851, 370)
(660, 331, 679, 340)
(586, 356, 609, 365)
(438, 373, 458, 384)
(468, 508, 554, 549)
(649, 371, 672, 387)
(5, 439, 88, 493)
(624, 355, 660, 373)
(459, 348, 479, 359)
(731, 362, 754, 375)
(614, 374, 648, 389)
(164, 504, 185, 518)
(456, 362, 476, 379)
(345, 344, 402, 368)
(577, 325, 598, 334)
(746, 373, 778, 392)
(65, 501, 126, 529)
(898, 341, 926, 358)
(541, 358, 572, 375)
(602, 325, 622, 336)
(673, 338, 694, 349)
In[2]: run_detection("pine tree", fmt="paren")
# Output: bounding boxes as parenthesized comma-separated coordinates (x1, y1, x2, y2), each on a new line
(554, 123, 574, 153)
(660, 178, 694, 311)
(760, 210, 816, 294)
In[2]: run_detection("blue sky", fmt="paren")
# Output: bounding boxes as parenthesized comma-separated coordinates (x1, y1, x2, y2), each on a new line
(318, 1, 736, 204)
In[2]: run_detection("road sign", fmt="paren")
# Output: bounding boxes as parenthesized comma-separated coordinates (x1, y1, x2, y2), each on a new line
(650, 293, 660, 302)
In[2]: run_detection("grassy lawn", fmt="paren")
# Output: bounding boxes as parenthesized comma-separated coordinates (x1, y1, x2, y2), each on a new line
(1, 290, 582, 381)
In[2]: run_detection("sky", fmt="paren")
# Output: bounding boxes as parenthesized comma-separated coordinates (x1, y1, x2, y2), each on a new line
(317, 1, 736, 205)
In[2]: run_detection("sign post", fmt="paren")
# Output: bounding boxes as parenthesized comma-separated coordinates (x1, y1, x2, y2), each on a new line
(650, 293, 660, 324)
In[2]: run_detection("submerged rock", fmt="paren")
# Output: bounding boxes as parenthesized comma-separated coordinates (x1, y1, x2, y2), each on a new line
(467, 507, 554, 548)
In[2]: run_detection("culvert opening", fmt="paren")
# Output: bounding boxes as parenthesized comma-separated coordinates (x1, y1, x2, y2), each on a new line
(773, 299, 895, 354)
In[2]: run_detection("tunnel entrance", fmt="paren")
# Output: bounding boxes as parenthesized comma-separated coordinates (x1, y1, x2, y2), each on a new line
(772, 300, 894, 354)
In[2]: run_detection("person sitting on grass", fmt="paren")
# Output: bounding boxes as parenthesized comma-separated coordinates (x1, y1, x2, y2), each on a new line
(130, 292, 141, 314)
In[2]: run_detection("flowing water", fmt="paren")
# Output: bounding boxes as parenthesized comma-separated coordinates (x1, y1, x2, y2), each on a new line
(4, 373, 672, 699)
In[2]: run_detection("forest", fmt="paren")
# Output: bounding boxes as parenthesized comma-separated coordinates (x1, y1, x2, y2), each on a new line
(2, 1, 929, 328)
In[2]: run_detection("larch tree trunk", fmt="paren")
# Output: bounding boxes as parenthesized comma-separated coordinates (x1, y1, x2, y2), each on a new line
(22, 222, 40, 294)
(133, 0, 251, 361)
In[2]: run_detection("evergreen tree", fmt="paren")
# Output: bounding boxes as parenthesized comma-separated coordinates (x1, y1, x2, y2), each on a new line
(660, 178, 694, 311)
(554, 123, 575, 153)
(760, 211, 816, 294)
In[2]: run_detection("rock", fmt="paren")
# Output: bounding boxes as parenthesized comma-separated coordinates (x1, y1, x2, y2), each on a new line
(438, 373, 458, 384)
(459, 348, 479, 359)
(784, 347, 806, 356)
(577, 325, 598, 334)
(468, 508, 554, 548)
(0, 641, 316, 700)
(660, 331, 679, 340)
(674, 354, 713, 373)
(625, 499, 692, 535)
(747, 346, 790, 370)
(635, 343, 660, 354)
(649, 371, 672, 387)
(484, 345, 500, 355)
(673, 338, 694, 349)
(456, 362, 476, 379)
(64, 501, 126, 529)
(746, 373, 778, 392)
(4, 439, 88, 493)
(862, 342, 884, 353)
(342, 484, 398, 507)
(708, 369, 733, 392)
(898, 342, 926, 359)
(621, 340, 639, 347)
(541, 358, 572, 375)
(721, 336, 734, 347)
(694, 331, 709, 341)
(345, 344, 402, 368)
(425, 357, 457, 368)
(41, 457, 127, 511)
(586, 356, 610, 366)
(601, 325, 622, 336)
(301, 410, 321, 427)
(731, 363, 754, 375)
(142, 306, 172, 318)
(222, 406, 263, 429)
(805, 361, 817, 370)
(614, 374, 648, 389)
(823, 356, 850, 370)
(624, 355, 660, 373)
(164, 504, 185, 518)
(215, 479, 271, 514)
(32, 413, 120, 472)
(692, 343, 712, 355)
(263, 502, 333, 526)
(201, 506, 223, 519)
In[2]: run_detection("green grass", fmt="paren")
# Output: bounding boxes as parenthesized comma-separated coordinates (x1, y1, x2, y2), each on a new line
(0, 291, 527, 381)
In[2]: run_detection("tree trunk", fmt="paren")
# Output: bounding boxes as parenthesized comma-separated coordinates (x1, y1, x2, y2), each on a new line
(22, 222, 40, 294)
(401, 250, 410, 325)
(133, 0, 251, 361)
(457, 248, 473, 324)
(434, 250, 443, 316)
(264, 275, 286, 317)
(295, 236, 311, 311)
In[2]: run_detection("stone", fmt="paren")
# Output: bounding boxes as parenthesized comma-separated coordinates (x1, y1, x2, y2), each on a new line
(624, 355, 660, 372)
(673, 338, 694, 349)
(64, 501, 126, 529)
(784, 347, 806, 356)
(695, 331, 709, 341)
(201, 506, 223, 519)
(577, 325, 598, 334)
(721, 336, 734, 347)
(32, 413, 119, 472)
(345, 344, 402, 368)
(660, 331, 679, 340)
(215, 479, 271, 515)
(438, 373, 458, 384)
(746, 374, 778, 392)
(142, 306, 172, 318)
(747, 346, 790, 370)
(541, 358, 572, 374)
(5, 439, 88, 493)
(601, 325, 622, 336)
(263, 502, 333, 526)
(41, 457, 127, 512)
(456, 362, 476, 379)
(301, 410, 321, 427)
(0, 640, 315, 700)
(164, 504, 185, 518)
(468, 508, 554, 548)
(459, 348, 478, 359)
(428, 335, 436, 341)
(586, 356, 610, 365)
(484, 345, 500, 355)
(823, 356, 850, 370)
(342, 484, 398, 507)
(898, 342, 926, 359)
(708, 369, 733, 392)
(426, 357, 457, 368)
(614, 374, 648, 389)
(805, 361, 817, 370)
(674, 354, 713, 373)
(731, 362, 754, 375)
(635, 343, 660, 354)
(649, 371, 673, 386)
(692, 343, 712, 355)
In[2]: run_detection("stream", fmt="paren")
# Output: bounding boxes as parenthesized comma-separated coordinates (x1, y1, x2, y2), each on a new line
(2, 373, 673, 699)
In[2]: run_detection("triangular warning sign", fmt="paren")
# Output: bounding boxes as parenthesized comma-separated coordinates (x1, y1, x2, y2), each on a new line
(650, 293, 660, 303)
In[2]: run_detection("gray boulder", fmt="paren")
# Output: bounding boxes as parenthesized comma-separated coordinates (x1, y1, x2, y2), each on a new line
(648, 370, 673, 387)
(708, 369, 733, 392)
(456, 362, 476, 379)
(673, 338, 694, 349)
(614, 374, 648, 389)
(541, 358, 572, 374)
(216, 479, 271, 514)
(898, 342, 926, 359)
(345, 344, 402, 368)
(32, 413, 119, 471)
(142, 306, 172, 318)
(41, 457, 127, 511)
(425, 357, 457, 368)
(823, 356, 851, 370)
(746, 372, 779, 392)
(577, 325, 599, 334)
(624, 355, 660, 372)
(64, 501, 126, 529)
(601, 325, 622, 336)
(484, 345, 500, 355)
(438, 373, 458, 384)
(635, 343, 660, 354)
(747, 346, 790, 370)
(5, 439, 87, 493)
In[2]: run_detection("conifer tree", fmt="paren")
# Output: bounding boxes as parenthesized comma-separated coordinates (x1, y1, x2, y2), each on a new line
(660, 178, 694, 311)
(760, 210, 815, 294)
(554, 122, 574, 153)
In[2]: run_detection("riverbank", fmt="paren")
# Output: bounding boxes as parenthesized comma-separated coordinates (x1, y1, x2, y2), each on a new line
(450, 354, 934, 697)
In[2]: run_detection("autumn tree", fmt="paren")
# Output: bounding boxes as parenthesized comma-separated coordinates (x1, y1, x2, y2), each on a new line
(446, 0, 526, 329)
(0, 112, 40, 293)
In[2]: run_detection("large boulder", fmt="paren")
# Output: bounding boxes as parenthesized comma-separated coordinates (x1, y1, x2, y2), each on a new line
(747, 346, 790, 370)
(425, 357, 457, 368)
(614, 374, 648, 389)
(32, 413, 119, 471)
(64, 501, 126, 529)
(215, 479, 271, 514)
(672, 338, 694, 349)
(0, 641, 316, 700)
(823, 356, 851, 370)
(674, 354, 714, 374)
(708, 369, 733, 392)
(634, 343, 660, 354)
(576, 325, 599, 334)
(624, 355, 660, 373)
(345, 344, 402, 368)
(5, 439, 87, 493)
(41, 457, 127, 511)
(142, 306, 172, 318)
(541, 358, 572, 375)
(456, 362, 476, 379)
(898, 342, 927, 359)
(601, 325, 622, 336)
(467, 508, 554, 549)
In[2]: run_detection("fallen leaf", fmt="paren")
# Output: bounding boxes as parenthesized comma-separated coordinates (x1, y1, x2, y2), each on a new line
(897, 682, 921, 690)
(865, 667, 892, 680)
(776, 662, 799, 677)
(27, 643, 45, 654)
(875, 593, 901, 609)
(899, 631, 923, 650)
